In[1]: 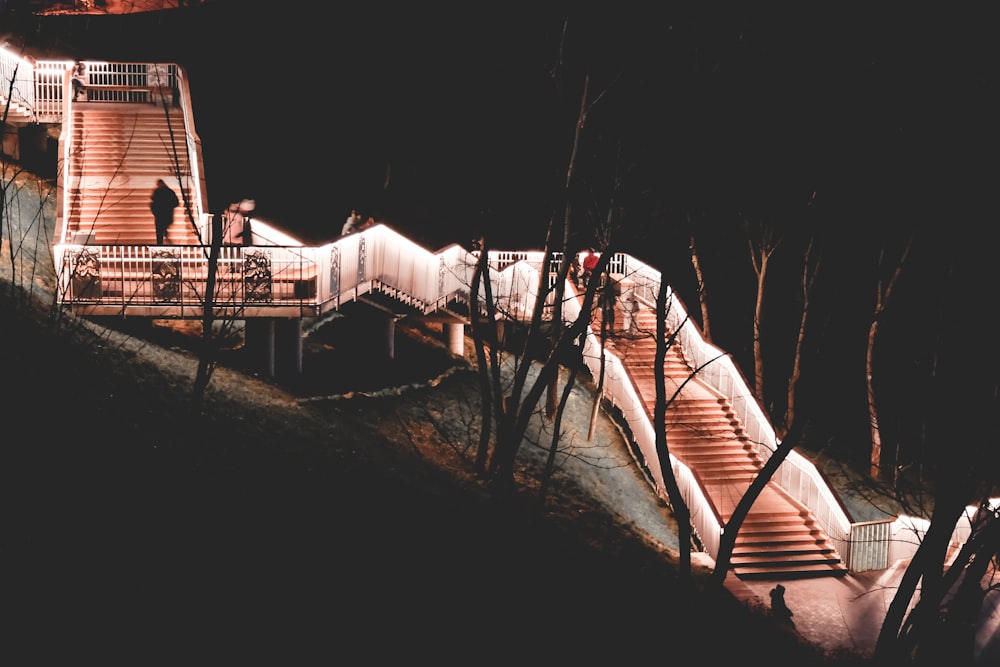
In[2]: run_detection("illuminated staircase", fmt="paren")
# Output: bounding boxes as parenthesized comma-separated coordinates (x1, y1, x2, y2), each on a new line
(593, 295, 848, 580)
(64, 102, 201, 245)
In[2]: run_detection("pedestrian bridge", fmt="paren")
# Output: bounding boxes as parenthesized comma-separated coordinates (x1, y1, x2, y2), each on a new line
(3, 47, 952, 581)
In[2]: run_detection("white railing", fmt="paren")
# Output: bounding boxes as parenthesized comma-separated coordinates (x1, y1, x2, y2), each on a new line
(56, 66, 76, 247)
(0, 47, 38, 119)
(56, 242, 322, 310)
(879, 498, 1000, 570)
(552, 266, 725, 557)
(608, 254, 857, 558)
(50, 221, 485, 317)
(32, 59, 71, 121)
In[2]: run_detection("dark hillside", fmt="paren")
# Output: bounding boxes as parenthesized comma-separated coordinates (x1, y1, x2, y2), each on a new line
(0, 283, 841, 664)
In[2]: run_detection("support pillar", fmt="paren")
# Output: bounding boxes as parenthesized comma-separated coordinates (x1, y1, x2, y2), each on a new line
(445, 322, 465, 356)
(244, 318, 276, 377)
(384, 315, 396, 360)
(275, 317, 303, 377)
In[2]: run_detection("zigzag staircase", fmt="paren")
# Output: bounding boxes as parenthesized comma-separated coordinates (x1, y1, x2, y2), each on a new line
(590, 290, 848, 581)
(51, 80, 846, 581)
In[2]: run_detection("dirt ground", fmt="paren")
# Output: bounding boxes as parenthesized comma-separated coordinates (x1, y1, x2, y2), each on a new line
(1, 290, 799, 663)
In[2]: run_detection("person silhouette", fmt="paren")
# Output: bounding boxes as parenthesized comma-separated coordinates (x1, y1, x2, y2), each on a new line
(150, 179, 179, 245)
(770, 584, 795, 626)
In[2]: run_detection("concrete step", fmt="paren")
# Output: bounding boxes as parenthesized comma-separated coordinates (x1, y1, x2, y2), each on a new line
(65, 96, 200, 249)
(732, 561, 849, 581)
(735, 540, 831, 554)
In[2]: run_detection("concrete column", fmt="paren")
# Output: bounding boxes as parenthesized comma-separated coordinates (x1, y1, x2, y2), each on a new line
(384, 316, 396, 360)
(244, 318, 276, 377)
(275, 317, 303, 377)
(445, 322, 464, 356)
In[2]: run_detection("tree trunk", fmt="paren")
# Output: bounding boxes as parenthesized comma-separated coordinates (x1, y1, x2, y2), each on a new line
(486, 250, 610, 492)
(192, 212, 223, 409)
(653, 278, 692, 578)
(546, 71, 590, 419)
(539, 350, 584, 506)
(867, 237, 912, 480)
(866, 316, 883, 480)
(469, 241, 493, 475)
(745, 221, 780, 406)
(784, 237, 820, 437)
(588, 275, 610, 440)
(751, 250, 768, 404)
(874, 492, 968, 663)
(686, 212, 712, 341)
(711, 420, 803, 586)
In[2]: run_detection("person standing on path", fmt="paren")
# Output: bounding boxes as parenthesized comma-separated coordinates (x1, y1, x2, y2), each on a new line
(622, 289, 640, 338)
(150, 179, 179, 245)
(769, 584, 795, 627)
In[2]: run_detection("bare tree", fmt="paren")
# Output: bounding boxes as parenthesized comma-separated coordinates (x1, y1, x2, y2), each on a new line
(538, 345, 586, 506)
(469, 236, 503, 476)
(744, 215, 781, 405)
(471, 17, 624, 498)
(483, 242, 611, 494)
(873, 237, 1000, 662)
(2, 52, 60, 307)
(191, 211, 223, 408)
(545, 64, 590, 420)
(781, 234, 821, 436)
(652, 278, 694, 578)
(866, 234, 913, 481)
(685, 211, 712, 342)
(711, 419, 805, 586)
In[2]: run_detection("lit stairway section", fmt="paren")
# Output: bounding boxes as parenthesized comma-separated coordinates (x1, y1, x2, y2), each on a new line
(592, 291, 848, 580)
(65, 102, 200, 246)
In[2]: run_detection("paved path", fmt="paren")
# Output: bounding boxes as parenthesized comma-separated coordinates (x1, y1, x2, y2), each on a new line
(726, 559, 1000, 662)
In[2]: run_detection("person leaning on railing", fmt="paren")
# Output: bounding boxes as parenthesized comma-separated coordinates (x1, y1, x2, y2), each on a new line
(342, 209, 362, 236)
(71, 61, 87, 101)
(223, 198, 256, 245)
(237, 198, 255, 246)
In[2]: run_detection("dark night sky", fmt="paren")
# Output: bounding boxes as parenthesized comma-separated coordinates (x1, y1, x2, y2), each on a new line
(7, 2, 999, 456)
(10, 4, 996, 248)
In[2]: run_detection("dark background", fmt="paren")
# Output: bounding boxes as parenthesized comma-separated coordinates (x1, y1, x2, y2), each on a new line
(11, 4, 994, 247)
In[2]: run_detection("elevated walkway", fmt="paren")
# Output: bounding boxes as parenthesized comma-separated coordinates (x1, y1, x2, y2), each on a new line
(3, 47, 890, 581)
